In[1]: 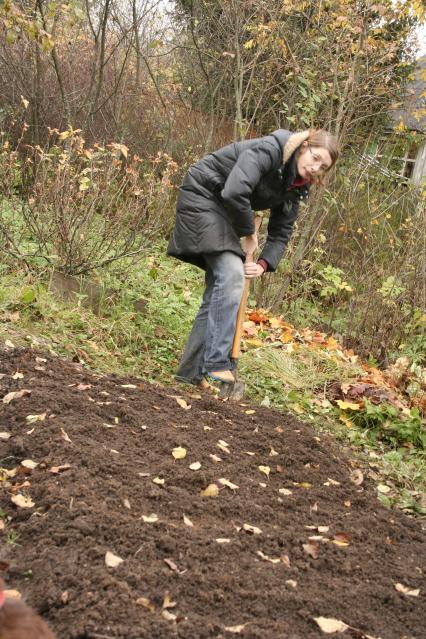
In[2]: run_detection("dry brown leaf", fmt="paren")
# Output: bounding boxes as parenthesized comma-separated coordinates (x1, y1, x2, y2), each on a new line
(172, 446, 187, 460)
(314, 617, 349, 633)
(269, 448, 279, 456)
(2, 389, 31, 404)
(200, 483, 219, 497)
(162, 591, 177, 609)
(0, 432, 11, 440)
(105, 551, 124, 568)
(12, 372, 24, 379)
(303, 541, 320, 559)
(175, 397, 191, 410)
(76, 383, 92, 391)
(26, 412, 47, 424)
(11, 494, 34, 509)
(280, 555, 291, 567)
(217, 440, 230, 454)
(394, 583, 420, 597)
(123, 499, 131, 510)
(333, 532, 352, 546)
(162, 609, 177, 622)
(285, 579, 297, 588)
(164, 558, 178, 572)
(243, 523, 262, 535)
(350, 469, 364, 485)
(49, 464, 72, 474)
(210, 454, 222, 462)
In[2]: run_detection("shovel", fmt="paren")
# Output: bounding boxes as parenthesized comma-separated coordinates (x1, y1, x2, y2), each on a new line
(219, 216, 262, 401)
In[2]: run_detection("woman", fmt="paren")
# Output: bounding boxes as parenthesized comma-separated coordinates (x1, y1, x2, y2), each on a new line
(167, 128, 339, 389)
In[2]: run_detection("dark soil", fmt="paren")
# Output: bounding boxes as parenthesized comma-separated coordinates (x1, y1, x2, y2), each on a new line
(0, 347, 425, 639)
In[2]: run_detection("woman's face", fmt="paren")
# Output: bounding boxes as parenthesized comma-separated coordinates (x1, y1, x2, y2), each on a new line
(296, 143, 332, 181)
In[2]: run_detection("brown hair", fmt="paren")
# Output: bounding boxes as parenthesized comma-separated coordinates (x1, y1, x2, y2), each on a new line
(306, 129, 340, 185)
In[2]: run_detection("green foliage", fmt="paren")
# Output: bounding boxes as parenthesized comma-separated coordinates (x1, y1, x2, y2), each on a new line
(351, 400, 426, 450)
(318, 265, 353, 299)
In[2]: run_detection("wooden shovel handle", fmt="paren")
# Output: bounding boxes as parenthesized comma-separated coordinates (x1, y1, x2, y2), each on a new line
(231, 217, 262, 359)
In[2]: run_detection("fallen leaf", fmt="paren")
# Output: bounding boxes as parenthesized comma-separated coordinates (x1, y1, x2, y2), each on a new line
(136, 597, 155, 612)
(377, 484, 391, 494)
(11, 494, 34, 508)
(153, 477, 165, 485)
(121, 384, 137, 388)
(35, 357, 47, 363)
(257, 550, 281, 564)
(245, 451, 256, 456)
(279, 488, 292, 495)
(218, 478, 239, 490)
(105, 551, 124, 568)
(0, 432, 11, 440)
(2, 389, 31, 404)
(172, 446, 187, 460)
(395, 583, 420, 597)
(333, 532, 352, 547)
(324, 478, 340, 486)
(303, 541, 320, 558)
(344, 500, 351, 508)
(200, 483, 219, 497)
(60, 591, 69, 604)
(269, 448, 279, 456)
(243, 523, 262, 535)
(141, 514, 159, 523)
(49, 464, 72, 474)
(350, 469, 364, 485)
(224, 624, 247, 633)
(285, 579, 297, 588)
(183, 515, 194, 527)
(4, 590, 21, 599)
(216, 538, 231, 544)
(164, 558, 178, 571)
(217, 440, 230, 454)
(280, 555, 291, 567)
(21, 460, 38, 469)
(189, 461, 201, 470)
(210, 454, 222, 462)
(318, 526, 330, 533)
(12, 372, 24, 379)
(26, 412, 47, 424)
(245, 410, 256, 415)
(123, 499, 131, 509)
(162, 591, 177, 609)
(4, 340, 15, 348)
(76, 383, 91, 391)
(61, 428, 73, 444)
(258, 465, 270, 478)
(175, 397, 191, 410)
(314, 617, 349, 633)
(162, 609, 177, 621)
(336, 400, 361, 410)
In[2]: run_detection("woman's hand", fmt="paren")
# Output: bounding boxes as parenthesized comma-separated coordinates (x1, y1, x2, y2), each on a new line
(244, 261, 265, 279)
(241, 233, 258, 257)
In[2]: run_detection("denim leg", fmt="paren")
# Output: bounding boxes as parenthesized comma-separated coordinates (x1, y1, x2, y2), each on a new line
(175, 269, 214, 385)
(203, 252, 244, 373)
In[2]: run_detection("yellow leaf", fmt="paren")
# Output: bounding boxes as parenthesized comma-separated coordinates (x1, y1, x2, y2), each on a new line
(26, 412, 46, 424)
(377, 484, 391, 494)
(244, 338, 263, 347)
(336, 399, 361, 411)
(11, 494, 34, 509)
(175, 397, 191, 410)
(58, 130, 71, 140)
(172, 446, 187, 460)
(200, 483, 219, 497)
(258, 465, 270, 478)
(314, 617, 349, 633)
(152, 476, 165, 485)
(289, 403, 304, 414)
(245, 409, 256, 415)
(21, 459, 38, 469)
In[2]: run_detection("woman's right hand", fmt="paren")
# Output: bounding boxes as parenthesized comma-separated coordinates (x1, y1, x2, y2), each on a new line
(241, 233, 258, 258)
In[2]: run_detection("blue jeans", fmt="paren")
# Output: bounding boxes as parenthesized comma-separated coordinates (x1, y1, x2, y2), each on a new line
(176, 252, 244, 385)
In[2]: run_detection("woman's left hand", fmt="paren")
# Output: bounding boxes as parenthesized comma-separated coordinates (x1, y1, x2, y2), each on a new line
(244, 262, 265, 279)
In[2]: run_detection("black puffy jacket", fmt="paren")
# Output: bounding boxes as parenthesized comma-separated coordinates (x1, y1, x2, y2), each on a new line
(167, 129, 309, 272)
